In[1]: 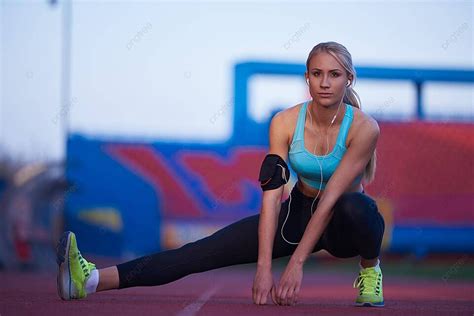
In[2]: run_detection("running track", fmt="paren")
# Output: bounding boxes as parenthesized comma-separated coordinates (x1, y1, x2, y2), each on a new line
(1, 266, 473, 316)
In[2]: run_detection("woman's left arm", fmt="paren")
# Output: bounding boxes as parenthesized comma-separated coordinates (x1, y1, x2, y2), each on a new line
(275, 118, 380, 306)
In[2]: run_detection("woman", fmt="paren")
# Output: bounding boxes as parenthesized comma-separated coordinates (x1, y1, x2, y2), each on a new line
(56, 41, 385, 307)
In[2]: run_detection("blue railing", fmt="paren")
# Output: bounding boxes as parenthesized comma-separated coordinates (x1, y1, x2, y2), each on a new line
(233, 61, 474, 138)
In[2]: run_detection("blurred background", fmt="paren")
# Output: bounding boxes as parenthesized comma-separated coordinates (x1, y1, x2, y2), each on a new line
(0, 0, 472, 283)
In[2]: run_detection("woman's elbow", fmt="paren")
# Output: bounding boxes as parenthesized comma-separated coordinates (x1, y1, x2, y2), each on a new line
(261, 188, 284, 212)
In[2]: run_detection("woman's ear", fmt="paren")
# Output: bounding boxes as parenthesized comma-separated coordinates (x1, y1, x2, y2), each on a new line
(348, 74, 354, 84)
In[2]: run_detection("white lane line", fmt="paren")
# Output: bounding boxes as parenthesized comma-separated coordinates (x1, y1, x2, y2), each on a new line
(176, 285, 219, 316)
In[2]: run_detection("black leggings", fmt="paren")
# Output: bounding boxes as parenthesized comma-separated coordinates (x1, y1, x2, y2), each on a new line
(117, 184, 385, 289)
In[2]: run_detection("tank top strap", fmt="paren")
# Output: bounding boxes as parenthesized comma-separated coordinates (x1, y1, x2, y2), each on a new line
(336, 103, 354, 147)
(291, 101, 309, 143)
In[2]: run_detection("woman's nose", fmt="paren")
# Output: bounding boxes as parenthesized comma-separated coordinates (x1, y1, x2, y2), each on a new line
(320, 75, 330, 87)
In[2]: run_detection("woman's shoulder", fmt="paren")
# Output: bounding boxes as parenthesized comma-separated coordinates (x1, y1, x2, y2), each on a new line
(272, 102, 304, 124)
(269, 102, 305, 147)
(349, 106, 380, 142)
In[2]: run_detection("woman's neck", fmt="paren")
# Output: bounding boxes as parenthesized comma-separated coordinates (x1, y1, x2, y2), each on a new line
(308, 99, 345, 129)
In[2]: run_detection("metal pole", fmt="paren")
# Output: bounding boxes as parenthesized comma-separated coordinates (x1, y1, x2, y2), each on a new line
(60, 0, 72, 159)
(415, 82, 423, 120)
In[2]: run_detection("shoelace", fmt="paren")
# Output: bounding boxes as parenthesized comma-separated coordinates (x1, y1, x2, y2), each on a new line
(78, 251, 96, 279)
(353, 269, 382, 296)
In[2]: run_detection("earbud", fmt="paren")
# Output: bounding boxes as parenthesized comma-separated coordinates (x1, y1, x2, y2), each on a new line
(306, 78, 310, 85)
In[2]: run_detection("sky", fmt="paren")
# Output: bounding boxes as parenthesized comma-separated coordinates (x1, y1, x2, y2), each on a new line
(1, 0, 473, 161)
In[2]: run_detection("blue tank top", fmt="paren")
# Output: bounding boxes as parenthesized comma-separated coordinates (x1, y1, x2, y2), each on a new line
(288, 101, 362, 190)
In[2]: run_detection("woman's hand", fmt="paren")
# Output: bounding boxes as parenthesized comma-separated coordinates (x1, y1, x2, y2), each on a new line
(275, 259, 303, 306)
(252, 267, 277, 305)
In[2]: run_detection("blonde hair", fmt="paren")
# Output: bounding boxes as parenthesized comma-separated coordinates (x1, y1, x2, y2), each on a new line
(306, 41, 376, 184)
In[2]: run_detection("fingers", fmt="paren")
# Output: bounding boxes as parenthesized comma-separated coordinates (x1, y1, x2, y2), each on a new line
(279, 286, 289, 306)
(286, 288, 298, 306)
(287, 285, 300, 306)
(271, 286, 278, 305)
(275, 285, 299, 306)
(253, 286, 261, 305)
(254, 283, 299, 306)
(284, 288, 292, 306)
(252, 287, 269, 305)
(275, 275, 286, 304)
(258, 290, 268, 305)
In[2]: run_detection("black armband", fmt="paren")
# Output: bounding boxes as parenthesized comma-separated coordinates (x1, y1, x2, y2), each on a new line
(258, 154, 290, 191)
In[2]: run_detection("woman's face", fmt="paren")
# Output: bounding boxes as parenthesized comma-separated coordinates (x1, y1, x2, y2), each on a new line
(305, 52, 351, 107)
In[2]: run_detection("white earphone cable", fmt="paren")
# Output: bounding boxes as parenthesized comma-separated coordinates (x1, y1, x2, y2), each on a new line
(280, 100, 342, 245)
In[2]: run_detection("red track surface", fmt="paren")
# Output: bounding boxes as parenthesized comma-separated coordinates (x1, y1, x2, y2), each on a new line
(1, 267, 473, 316)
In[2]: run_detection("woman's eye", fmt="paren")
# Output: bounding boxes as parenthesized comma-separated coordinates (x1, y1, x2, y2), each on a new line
(312, 72, 319, 76)
(332, 72, 340, 77)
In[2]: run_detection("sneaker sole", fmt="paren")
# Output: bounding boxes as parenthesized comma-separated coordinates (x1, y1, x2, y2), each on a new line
(355, 301, 385, 307)
(56, 231, 73, 300)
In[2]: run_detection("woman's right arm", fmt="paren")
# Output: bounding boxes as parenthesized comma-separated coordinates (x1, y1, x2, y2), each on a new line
(253, 111, 289, 305)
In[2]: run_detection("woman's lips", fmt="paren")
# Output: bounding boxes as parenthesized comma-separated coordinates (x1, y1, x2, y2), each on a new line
(318, 93, 333, 97)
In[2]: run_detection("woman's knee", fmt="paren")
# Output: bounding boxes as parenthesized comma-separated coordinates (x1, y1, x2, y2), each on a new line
(333, 192, 379, 225)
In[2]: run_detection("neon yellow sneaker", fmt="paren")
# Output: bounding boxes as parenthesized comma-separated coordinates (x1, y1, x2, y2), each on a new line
(353, 264, 384, 307)
(56, 231, 96, 300)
